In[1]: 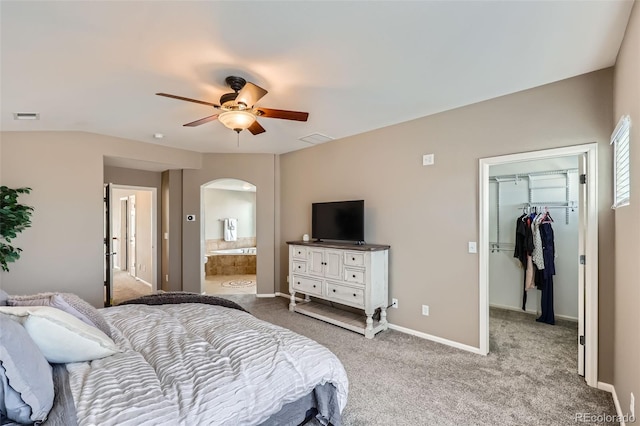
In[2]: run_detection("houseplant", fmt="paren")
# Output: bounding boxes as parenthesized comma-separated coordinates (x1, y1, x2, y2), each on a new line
(0, 186, 33, 271)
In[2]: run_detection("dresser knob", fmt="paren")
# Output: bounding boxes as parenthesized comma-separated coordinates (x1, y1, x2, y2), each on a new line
(352, 257, 355, 261)
(313, 285, 316, 288)
(352, 274, 356, 278)
(353, 293, 356, 297)
(332, 289, 336, 293)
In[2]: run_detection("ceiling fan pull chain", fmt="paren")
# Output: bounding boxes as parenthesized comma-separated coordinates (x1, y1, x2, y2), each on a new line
(237, 131, 240, 148)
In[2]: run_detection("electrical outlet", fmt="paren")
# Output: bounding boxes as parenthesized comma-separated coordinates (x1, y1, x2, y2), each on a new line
(391, 298, 398, 309)
(631, 392, 635, 419)
(422, 305, 429, 316)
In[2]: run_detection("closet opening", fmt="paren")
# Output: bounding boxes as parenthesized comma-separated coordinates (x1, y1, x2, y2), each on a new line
(479, 144, 598, 388)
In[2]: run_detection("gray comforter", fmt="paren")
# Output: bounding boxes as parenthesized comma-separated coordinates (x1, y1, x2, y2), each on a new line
(40, 297, 347, 426)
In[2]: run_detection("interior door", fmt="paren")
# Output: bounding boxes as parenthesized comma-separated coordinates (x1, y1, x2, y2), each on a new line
(577, 154, 586, 376)
(128, 195, 136, 277)
(119, 198, 128, 270)
(104, 183, 114, 307)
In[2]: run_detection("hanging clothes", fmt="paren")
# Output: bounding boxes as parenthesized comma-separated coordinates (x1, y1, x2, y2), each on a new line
(514, 213, 535, 310)
(531, 214, 545, 270)
(536, 221, 556, 325)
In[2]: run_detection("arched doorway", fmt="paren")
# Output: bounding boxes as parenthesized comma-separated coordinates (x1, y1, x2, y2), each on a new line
(200, 178, 257, 295)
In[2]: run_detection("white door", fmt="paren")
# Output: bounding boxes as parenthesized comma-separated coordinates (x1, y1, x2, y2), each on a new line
(577, 154, 587, 376)
(128, 195, 136, 277)
(119, 198, 128, 270)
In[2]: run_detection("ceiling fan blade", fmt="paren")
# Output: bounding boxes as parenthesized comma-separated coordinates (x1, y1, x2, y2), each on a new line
(156, 93, 220, 108)
(248, 120, 266, 135)
(183, 114, 219, 127)
(255, 108, 309, 122)
(236, 82, 268, 107)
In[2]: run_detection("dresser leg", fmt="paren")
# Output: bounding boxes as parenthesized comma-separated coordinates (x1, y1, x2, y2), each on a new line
(380, 306, 388, 328)
(289, 292, 296, 311)
(365, 312, 374, 339)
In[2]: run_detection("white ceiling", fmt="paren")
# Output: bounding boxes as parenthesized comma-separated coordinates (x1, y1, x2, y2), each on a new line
(0, 1, 634, 155)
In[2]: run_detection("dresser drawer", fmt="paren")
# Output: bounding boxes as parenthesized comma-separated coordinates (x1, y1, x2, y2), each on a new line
(344, 267, 365, 284)
(292, 246, 307, 260)
(344, 252, 365, 267)
(326, 282, 364, 308)
(292, 261, 307, 274)
(292, 275, 322, 296)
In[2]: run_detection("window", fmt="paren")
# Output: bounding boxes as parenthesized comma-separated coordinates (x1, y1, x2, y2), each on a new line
(612, 115, 631, 209)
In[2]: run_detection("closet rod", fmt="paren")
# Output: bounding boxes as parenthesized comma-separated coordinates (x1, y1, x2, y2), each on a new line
(489, 168, 578, 182)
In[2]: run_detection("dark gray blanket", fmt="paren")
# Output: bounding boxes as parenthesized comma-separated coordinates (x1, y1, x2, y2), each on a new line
(44, 364, 78, 426)
(259, 382, 342, 426)
(117, 292, 248, 313)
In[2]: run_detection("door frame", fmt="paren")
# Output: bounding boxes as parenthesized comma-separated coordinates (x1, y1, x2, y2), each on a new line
(478, 143, 598, 387)
(111, 185, 158, 291)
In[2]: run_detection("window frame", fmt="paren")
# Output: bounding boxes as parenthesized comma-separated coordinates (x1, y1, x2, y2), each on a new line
(611, 115, 631, 209)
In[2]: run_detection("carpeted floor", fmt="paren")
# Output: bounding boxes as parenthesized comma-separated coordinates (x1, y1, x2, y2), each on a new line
(112, 270, 152, 305)
(223, 295, 616, 426)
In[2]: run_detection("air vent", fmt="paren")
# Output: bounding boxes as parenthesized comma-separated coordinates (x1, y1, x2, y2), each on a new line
(298, 133, 334, 145)
(13, 112, 40, 120)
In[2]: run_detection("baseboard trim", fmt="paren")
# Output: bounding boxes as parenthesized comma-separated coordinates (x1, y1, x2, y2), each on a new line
(276, 292, 306, 303)
(256, 293, 276, 298)
(489, 303, 578, 322)
(598, 382, 626, 426)
(277, 293, 483, 354)
(388, 323, 484, 355)
(135, 277, 153, 288)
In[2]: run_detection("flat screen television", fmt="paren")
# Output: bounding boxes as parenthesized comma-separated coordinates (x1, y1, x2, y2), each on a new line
(312, 200, 364, 243)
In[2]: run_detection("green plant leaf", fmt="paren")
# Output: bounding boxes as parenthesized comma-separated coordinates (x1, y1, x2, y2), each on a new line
(0, 187, 33, 272)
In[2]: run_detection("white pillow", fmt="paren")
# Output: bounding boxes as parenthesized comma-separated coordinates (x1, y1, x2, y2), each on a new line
(0, 306, 120, 363)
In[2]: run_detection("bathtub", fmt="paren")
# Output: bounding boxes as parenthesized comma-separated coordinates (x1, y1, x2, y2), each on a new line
(205, 247, 257, 276)
(210, 247, 257, 255)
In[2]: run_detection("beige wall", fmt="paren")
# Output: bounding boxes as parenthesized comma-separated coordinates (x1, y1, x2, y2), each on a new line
(0, 131, 200, 307)
(613, 1, 639, 417)
(203, 188, 256, 240)
(182, 154, 276, 295)
(280, 69, 615, 382)
(160, 169, 184, 292)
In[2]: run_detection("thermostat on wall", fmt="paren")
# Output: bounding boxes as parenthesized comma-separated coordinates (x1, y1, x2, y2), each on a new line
(186, 214, 196, 222)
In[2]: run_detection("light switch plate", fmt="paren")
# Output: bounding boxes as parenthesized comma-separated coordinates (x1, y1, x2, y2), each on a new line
(468, 242, 477, 253)
(422, 154, 434, 166)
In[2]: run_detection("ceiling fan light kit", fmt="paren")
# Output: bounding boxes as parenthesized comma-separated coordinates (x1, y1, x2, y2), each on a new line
(218, 110, 255, 133)
(156, 75, 309, 137)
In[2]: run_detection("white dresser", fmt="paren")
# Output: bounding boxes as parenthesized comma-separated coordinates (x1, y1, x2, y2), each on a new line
(287, 241, 390, 338)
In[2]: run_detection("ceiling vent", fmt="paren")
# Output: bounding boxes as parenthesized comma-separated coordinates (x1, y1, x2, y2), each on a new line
(298, 133, 334, 145)
(13, 112, 40, 120)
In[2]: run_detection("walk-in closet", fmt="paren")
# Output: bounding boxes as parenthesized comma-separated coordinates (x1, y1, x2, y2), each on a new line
(488, 155, 581, 371)
(489, 156, 580, 321)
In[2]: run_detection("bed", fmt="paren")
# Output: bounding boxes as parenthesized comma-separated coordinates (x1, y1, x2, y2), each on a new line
(0, 292, 349, 426)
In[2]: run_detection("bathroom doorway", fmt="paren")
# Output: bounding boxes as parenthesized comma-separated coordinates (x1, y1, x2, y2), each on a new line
(201, 179, 257, 295)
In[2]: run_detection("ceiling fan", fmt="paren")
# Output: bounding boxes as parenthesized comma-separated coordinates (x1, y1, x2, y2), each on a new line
(156, 76, 309, 135)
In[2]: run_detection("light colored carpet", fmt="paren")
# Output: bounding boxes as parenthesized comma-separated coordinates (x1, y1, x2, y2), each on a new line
(112, 270, 152, 305)
(223, 295, 616, 426)
(203, 274, 257, 295)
